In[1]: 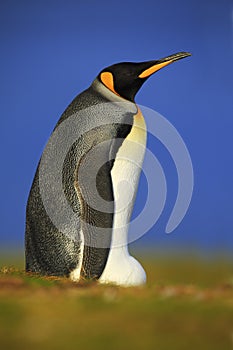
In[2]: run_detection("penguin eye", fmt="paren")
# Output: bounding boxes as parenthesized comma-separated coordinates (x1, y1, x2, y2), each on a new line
(100, 72, 120, 96)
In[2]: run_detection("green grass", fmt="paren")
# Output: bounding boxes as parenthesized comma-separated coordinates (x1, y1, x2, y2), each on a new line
(0, 252, 232, 350)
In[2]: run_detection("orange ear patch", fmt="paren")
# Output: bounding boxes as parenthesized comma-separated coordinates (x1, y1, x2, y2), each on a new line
(139, 60, 173, 78)
(100, 72, 120, 96)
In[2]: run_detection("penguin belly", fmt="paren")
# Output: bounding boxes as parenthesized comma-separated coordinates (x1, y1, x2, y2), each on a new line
(99, 108, 147, 286)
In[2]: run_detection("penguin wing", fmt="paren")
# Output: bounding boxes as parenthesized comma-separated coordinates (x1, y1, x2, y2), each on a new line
(63, 125, 115, 280)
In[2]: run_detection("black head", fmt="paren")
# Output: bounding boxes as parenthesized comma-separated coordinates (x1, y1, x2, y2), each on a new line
(98, 52, 191, 102)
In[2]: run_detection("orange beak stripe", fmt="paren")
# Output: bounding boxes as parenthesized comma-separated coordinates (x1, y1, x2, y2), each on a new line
(139, 59, 173, 78)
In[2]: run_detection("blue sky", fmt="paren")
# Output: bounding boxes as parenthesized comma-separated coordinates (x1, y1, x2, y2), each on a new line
(1, 0, 233, 253)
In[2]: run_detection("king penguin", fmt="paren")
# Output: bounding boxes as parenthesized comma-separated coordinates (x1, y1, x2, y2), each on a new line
(25, 52, 191, 286)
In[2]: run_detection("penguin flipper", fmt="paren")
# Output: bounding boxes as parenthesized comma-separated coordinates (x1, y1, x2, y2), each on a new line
(71, 134, 114, 280)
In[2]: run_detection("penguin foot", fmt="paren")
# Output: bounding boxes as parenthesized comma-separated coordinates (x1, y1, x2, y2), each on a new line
(99, 255, 147, 287)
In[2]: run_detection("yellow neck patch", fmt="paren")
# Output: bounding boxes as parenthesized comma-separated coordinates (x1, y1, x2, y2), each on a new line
(100, 72, 120, 97)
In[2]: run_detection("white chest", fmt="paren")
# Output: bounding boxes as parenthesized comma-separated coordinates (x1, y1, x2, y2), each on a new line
(111, 108, 147, 229)
(99, 108, 147, 286)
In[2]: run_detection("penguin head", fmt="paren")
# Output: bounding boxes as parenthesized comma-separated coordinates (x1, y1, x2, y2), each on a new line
(98, 52, 191, 102)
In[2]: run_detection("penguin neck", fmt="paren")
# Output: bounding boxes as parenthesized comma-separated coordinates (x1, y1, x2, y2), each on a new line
(91, 79, 137, 114)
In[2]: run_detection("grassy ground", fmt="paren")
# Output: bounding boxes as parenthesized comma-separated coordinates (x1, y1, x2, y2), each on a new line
(0, 251, 232, 350)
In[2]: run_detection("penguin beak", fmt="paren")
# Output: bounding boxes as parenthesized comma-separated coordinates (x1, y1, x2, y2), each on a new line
(138, 52, 191, 79)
